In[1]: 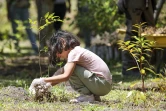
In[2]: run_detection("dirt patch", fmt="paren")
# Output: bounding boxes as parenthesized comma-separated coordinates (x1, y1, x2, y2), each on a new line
(0, 86, 30, 101)
(0, 85, 58, 103)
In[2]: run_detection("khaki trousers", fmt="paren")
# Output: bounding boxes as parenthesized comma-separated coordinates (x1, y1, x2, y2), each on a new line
(69, 65, 112, 96)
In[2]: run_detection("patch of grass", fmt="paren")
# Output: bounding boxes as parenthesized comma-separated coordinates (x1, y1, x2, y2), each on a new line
(0, 75, 30, 89)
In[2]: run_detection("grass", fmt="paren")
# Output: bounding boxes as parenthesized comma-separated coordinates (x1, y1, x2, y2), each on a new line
(0, 58, 165, 111)
(0, 79, 165, 111)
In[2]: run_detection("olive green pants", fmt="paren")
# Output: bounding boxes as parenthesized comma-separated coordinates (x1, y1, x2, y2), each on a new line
(69, 65, 112, 96)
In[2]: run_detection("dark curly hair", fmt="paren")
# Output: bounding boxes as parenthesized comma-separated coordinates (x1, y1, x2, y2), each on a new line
(48, 30, 80, 66)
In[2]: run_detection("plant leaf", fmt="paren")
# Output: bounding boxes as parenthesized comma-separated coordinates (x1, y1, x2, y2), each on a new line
(127, 44, 136, 49)
(140, 92, 146, 101)
(141, 56, 145, 61)
(125, 41, 130, 45)
(126, 91, 133, 98)
(140, 69, 146, 75)
(144, 67, 156, 74)
(44, 12, 49, 19)
(130, 82, 138, 88)
(127, 67, 138, 71)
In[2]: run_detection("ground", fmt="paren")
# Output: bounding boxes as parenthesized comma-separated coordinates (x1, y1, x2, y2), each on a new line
(0, 54, 165, 111)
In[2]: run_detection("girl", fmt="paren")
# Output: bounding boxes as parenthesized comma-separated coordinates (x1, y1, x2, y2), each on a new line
(29, 30, 112, 103)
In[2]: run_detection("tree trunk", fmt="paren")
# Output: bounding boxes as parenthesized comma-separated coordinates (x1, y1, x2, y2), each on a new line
(154, 0, 166, 24)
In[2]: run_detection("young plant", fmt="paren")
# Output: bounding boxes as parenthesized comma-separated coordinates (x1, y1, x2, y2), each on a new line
(29, 12, 62, 76)
(118, 23, 156, 92)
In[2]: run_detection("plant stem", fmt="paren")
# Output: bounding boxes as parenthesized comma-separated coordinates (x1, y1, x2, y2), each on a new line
(38, 18, 43, 77)
(38, 32, 42, 77)
(142, 75, 145, 92)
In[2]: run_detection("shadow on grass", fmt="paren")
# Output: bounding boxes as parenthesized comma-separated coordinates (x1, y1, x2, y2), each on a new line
(112, 74, 140, 83)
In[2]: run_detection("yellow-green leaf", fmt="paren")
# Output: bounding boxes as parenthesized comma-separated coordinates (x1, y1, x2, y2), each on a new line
(127, 44, 136, 49)
(140, 69, 145, 75)
(48, 13, 54, 19)
(140, 92, 146, 101)
(46, 19, 50, 24)
(44, 12, 49, 19)
(141, 56, 145, 61)
(28, 19, 32, 23)
(144, 67, 156, 74)
(138, 48, 141, 52)
(133, 36, 140, 41)
(126, 91, 133, 98)
(127, 67, 138, 71)
(130, 82, 137, 88)
(125, 41, 130, 45)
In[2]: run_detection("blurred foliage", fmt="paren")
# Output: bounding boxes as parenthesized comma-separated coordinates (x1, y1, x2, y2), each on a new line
(75, 0, 125, 34)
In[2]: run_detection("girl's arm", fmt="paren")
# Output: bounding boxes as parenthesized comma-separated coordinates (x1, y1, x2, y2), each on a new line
(44, 62, 76, 85)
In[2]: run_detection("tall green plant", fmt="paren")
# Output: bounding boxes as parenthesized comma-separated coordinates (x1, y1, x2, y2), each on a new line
(117, 23, 156, 92)
(29, 12, 61, 76)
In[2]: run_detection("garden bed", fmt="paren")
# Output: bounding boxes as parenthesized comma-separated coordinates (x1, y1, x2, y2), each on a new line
(144, 34, 166, 47)
(117, 29, 166, 48)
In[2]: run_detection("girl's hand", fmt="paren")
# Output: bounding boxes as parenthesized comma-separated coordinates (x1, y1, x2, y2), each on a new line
(29, 78, 52, 95)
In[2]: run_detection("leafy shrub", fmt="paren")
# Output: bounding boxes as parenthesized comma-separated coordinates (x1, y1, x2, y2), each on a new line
(118, 23, 157, 92)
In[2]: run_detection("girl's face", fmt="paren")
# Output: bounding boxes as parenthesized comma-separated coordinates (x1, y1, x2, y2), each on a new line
(56, 50, 69, 60)
(56, 38, 71, 60)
